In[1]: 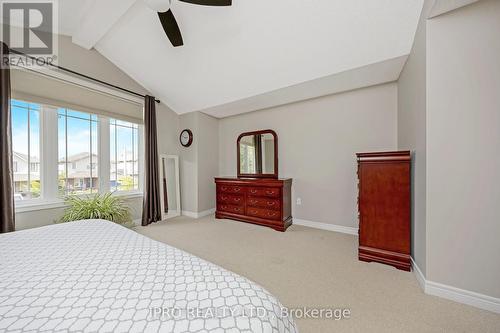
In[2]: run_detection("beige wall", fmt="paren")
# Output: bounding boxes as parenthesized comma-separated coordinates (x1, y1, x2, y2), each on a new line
(56, 35, 148, 95)
(397, 0, 433, 275)
(179, 112, 219, 214)
(219, 83, 398, 228)
(13, 34, 180, 230)
(179, 113, 199, 213)
(426, 0, 500, 297)
(197, 113, 219, 212)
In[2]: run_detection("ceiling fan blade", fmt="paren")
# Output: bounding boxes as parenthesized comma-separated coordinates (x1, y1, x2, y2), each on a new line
(178, 0, 232, 6)
(158, 10, 183, 47)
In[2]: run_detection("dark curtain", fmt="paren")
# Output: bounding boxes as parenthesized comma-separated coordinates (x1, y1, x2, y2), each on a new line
(142, 96, 161, 226)
(0, 42, 15, 233)
(254, 134, 263, 174)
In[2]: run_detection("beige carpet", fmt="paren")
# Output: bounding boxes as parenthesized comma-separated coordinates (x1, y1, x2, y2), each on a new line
(135, 215, 500, 333)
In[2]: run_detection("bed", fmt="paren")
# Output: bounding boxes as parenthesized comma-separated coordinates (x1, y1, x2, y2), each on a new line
(0, 220, 298, 333)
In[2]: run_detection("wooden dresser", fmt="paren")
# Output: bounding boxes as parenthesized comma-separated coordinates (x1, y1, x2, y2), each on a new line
(356, 151, 411, 271)
(215, 177, 292, 232)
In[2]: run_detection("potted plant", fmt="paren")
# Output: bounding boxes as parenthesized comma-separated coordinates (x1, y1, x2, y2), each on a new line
(59, 192, 134, 228)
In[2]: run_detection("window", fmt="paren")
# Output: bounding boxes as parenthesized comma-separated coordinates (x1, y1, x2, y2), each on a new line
(58, 109, 99, 195)
(11, 99, 143, 205)
(110, 119, 139, 192)
(11, 100, 41, 200)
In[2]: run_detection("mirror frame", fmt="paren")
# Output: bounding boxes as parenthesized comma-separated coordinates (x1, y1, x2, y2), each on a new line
(237, 129, 278, 179)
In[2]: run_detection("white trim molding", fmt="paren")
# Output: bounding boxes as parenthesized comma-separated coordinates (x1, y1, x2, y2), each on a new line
(159, 155, 181, 221)
(411, 259, 500, 314)
(15, 192, 143, 214)
(410, 258, 426, 291)
(293, 218, 358, 236)
(182, 208, 216, 219)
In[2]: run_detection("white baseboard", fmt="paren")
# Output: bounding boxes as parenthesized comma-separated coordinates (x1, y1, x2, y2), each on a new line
(293, 218, 358, 236)
(163, 210, 180, 220)
(133, 210, 181, 226)
(410, 258, 426, 291)
(181, 208, 216, 219)
(411, 258, 500, 314)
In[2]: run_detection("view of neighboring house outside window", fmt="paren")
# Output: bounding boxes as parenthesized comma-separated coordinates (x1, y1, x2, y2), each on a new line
(58, 152, 99, 195)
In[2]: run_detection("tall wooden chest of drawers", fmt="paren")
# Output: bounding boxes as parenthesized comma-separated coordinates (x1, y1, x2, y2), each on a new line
(356, 151, 411, 271)
(214, 177, 292, 232)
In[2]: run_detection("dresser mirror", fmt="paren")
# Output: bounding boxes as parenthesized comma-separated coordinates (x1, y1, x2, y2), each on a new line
(237, 130, 278, 179)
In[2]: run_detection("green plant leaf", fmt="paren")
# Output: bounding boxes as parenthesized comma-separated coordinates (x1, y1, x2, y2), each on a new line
(59, 193, 133, 228)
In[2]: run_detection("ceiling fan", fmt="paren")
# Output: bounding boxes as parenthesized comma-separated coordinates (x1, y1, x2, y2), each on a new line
(143, 0, 232, 47)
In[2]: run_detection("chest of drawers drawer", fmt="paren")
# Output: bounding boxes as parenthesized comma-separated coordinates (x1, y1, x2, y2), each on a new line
(218, 185, 244, 194)
(247, 207, 281, 221)
(218, 194, 244, 206)
(218, 203, 244, 215)
(247, 187, 280, 198)
(247, 197, 281, 211)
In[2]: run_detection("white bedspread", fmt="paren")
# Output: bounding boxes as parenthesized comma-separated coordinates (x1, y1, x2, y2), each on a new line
(0, 220, 298, 333)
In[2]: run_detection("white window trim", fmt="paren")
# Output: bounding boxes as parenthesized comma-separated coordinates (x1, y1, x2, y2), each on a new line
(41, 105, 59, 200)
(98, 117, 111, 193)
(15, 191, 143, 213)
(13, 99, 144, 211)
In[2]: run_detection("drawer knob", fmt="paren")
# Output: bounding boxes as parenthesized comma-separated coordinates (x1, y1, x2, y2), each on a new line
(234, 198, 241, 202)
(234, 187, 241, 192)
(267, 201, 275, 206)
(250, 189, 258, 194)
(266, 190, 275, 195)
(267, 212, 276, 216)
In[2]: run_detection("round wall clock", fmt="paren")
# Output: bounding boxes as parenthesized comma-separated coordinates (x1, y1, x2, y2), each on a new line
(179, 129, 193, 147)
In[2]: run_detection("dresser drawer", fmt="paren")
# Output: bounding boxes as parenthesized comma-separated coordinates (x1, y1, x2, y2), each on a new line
(247, 187, 280, 198)
(218, 185, 244, 194)
(247, 197, 281, 211)
(218, 204, 244, 215)
(218, 193, 244, 206)
(247, 207, 281, 221)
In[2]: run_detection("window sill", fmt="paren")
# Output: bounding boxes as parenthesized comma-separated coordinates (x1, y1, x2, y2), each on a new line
(15, 192, 144, 213)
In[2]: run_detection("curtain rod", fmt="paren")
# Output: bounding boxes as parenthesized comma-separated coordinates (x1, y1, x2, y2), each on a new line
(7, 48, 161, 104)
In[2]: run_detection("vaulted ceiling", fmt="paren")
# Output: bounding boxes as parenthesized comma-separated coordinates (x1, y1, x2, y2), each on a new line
(60, 0, 425, 117)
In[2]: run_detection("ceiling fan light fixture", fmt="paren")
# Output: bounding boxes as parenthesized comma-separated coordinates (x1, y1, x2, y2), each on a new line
(144, 0, 171, 12)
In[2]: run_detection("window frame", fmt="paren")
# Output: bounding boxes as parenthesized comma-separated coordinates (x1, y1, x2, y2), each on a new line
(57, 108, 100, 196)
(109, 118, 141, 193)
(11, 101, 42, 201)
(13, 99, 144, 210)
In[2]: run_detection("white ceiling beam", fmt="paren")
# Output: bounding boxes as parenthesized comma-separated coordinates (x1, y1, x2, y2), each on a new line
(428, 0, 480, 18)
(72, 0, 137, 50)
